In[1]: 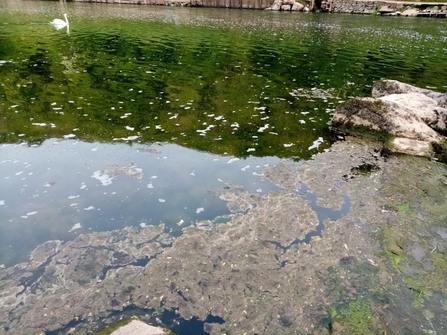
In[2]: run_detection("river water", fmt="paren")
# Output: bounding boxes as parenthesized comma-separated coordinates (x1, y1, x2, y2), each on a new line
(1, 0, 447, 267)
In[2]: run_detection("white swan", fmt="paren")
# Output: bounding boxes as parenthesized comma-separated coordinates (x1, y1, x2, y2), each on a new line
(50, 14, 69, 30)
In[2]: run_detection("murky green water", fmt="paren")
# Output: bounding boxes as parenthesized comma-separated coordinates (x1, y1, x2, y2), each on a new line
(1, 0, 447, 266)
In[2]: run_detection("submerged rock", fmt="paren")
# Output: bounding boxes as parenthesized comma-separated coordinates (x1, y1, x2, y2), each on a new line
(332, 80, 447, 158)
(1, 138, 447, 335)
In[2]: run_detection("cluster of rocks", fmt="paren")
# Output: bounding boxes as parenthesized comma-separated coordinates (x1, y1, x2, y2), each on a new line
(265, 0, 310, 11)
(332, 80, 447, 159)
(379, 5, 447, 17)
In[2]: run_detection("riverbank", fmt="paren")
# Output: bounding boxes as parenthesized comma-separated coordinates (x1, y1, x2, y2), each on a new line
(1, 135, 447, 334)
(68, 0, 447, 15)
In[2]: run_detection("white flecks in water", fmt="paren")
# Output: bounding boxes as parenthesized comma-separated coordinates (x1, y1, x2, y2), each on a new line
(308, 137, 324, 150)
(241, 165, 250, 171)
(32, 123, 47, 127)
(113, 135, 139, 141)
(227, 158, 240, 164)
(197, 125, 215, 136)
(252, 172, 263, 176)
(0, 200, 4, 206)
(84, 206, 95, 211)
(125, 126, 135, 131)
(92, 171, 113, 186)
(150, 175, 157, 179)
(189, 170, 196, 176)
(92, 164, 143, 186)
(258, 124, 269, 132)
(68, 195, 80, 199)
(196, 207, 204, 214)
(283, 143, 294, 148)
(70, 203, 78, 207)
(299, 120, 306, 124)
(69, 223, 82, 232)
(256, 188, 263, 193)
(177, 219, 184, 226)
(43, 182, 53, 187)
(120, 113, 132, 119)
(15, 171, 23, 176)
(158, 199, 166, 203)
(247, 148, 256, 153)
(21, 211, 38, 219)
(140, 222, 147, 228)
(91, 147, 98, 152)
(63, 134, 76, 139)
(80, 182, 87, 190)
(147, 182, 154, 189)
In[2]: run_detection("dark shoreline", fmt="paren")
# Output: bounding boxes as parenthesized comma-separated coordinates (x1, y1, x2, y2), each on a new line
(67, 0, 447, 17)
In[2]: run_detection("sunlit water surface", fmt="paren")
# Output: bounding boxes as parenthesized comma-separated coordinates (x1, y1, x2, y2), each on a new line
(1, 0, 447, 266)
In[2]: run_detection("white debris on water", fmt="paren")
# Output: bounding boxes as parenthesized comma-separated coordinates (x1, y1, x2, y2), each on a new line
(113, 135, 139, 141)
(92, 171, 113, 186)
(227, 158, 240, 164)
(21, 211, 38, 219)
(0, 200, 4, 206)
(84, 206, 95, 211)
(158, 199, 166, 203)
(69, 223, 82, 232)
(308, 137, 324, 150)
(196, 207, 204, 214)
(258, 124, 269, 132)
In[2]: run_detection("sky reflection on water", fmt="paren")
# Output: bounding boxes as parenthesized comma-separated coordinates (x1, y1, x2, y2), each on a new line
(0, 140, 282, 266)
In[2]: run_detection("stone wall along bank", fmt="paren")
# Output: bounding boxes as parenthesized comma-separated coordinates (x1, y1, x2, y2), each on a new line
(68, 0, 447, 15)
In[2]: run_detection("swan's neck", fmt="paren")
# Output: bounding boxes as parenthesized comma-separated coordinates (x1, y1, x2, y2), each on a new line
(64, 14, 69, 25)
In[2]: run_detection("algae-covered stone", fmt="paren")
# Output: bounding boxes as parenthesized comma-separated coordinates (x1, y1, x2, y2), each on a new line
(1, 138, 447, 335)
(332, 80, 447, 158)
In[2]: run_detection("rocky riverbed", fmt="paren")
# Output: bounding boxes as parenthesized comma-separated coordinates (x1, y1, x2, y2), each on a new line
(1, 134, 447, 334)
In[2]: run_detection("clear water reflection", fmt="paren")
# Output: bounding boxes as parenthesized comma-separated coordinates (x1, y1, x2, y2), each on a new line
(1, 0, 447, 265)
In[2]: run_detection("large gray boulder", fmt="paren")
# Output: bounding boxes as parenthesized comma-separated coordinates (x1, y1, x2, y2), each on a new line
(291, 2, 304, 11)
(372, 79, 447, 108)
(332, 81, 447, 158)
